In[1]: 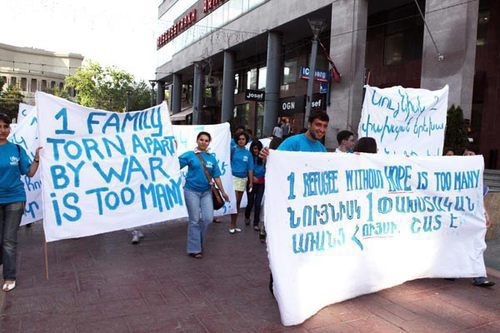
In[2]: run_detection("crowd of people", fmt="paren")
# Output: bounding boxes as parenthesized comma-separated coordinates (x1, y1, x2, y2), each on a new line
(0, 110, 495, 293)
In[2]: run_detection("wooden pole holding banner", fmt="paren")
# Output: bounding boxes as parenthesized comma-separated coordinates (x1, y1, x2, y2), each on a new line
(44, 239, 49, 280)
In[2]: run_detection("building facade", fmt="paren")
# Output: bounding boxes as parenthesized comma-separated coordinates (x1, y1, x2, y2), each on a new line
(155, 0, 499, 168)
(0, 43, 84, 105)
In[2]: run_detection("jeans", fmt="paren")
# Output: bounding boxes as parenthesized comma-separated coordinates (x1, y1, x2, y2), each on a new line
(245, 183, 265, 226)
(184, 189, 213, 254)
(0, 202, 24, 280)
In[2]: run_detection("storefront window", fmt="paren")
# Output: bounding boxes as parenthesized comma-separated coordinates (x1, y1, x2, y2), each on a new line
(258, 67, 267, 90)
(246, 68, 257, 89)
(283, 59, 297, 84)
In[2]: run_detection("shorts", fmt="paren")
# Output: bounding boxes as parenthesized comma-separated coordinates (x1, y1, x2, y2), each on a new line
(233, 176, 248, 192)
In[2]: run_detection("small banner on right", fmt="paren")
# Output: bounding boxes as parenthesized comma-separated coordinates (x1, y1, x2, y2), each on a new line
(358, 85, 449, 156)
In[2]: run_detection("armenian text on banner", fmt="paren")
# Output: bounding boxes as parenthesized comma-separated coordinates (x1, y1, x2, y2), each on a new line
(173, 123, 236, 215)
(8, 109, 42, 225)
(36, 92, 187, 242)
(265, 150, 486, 326)
(358, 85, 448, 156)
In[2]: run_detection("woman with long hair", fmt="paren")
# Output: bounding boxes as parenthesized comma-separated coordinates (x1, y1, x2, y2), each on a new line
(244, 140, 265, 231)
(179, 131, 229, 258)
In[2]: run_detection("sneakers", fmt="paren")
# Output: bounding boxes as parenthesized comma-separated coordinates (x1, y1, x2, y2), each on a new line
(472, 277, 495, 287)
(253, 225, 260, 231)
(229, 227, 242, 234)
(131, 230, 144, 244)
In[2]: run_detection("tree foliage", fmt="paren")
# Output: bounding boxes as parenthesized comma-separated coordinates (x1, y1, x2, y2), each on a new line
(64, 61, 151, 112)
(444, 105, 468, 154)
(0, 84, 24, 120)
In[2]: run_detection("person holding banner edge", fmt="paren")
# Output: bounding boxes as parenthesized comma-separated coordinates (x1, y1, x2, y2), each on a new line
(259, 111, 329, 294)
(179, 131, 229, 258)
(0, 112, 41, 292)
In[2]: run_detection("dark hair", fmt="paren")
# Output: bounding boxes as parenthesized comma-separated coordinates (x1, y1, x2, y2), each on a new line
(353, 137, 377, 153)
(249, 140, 264, 165)
(0, 112, 12, 125)
(308, 111, 329, 124)
(196, 131, 211, 141)
(269, 136, 283, 150)
(443, 147, 454, 155)
(337, 130, 354, 145)
(234, 131, 249, 144)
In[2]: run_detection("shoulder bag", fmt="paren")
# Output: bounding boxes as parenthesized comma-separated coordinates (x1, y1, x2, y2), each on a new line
(195, 153, 225, 210)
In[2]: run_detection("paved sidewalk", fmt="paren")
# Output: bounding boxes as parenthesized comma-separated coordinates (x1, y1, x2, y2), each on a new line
(1, 217, 499, 332)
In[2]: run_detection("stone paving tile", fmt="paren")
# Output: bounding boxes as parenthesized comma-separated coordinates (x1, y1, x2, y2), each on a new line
(2, 219, 500, 332)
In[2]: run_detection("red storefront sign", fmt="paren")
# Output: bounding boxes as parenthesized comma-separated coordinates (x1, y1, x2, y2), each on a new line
(157, 9, 197, 49)
(203, 0, 228, 13)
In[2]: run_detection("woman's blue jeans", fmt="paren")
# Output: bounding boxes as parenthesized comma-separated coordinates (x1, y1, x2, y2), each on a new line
(184, 189, 213, 254)
(0, 202, 24, 280)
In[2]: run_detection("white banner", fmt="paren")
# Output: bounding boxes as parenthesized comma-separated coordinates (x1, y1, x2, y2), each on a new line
(8, 109, 42, 225)
(17, 103, 36, 124)
(173, 123, 236, 215)
(36, 92, 187, 242)
(358, 85, 448, 156)
(265, 151, 486, 326)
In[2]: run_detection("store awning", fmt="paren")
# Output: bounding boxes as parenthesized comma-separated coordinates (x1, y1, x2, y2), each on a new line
(170, 107, 193, 122)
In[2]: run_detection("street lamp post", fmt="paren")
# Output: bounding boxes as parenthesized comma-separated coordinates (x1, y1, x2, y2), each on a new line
(125, 89, 132, 112)
(148, 80, 157, 107)
(305, 19, 325, 122)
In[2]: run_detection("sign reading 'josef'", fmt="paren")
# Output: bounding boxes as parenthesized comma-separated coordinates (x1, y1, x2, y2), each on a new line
(245, 89, 265, 101)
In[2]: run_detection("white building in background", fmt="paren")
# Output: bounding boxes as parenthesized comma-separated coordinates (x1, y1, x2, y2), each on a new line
(0, 42, 84, 105)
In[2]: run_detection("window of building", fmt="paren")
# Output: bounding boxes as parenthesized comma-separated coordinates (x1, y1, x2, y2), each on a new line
(51, 81, 56, 89)
(258, 67, 267, 90)
(477, 10, 489, 46)
(1, 76, 6, 87)
(41, 80, 47, 91)
(234, 74, 240, 94)
(21, 78, 27, 91)
(59, 82, 64, 90)
(384, 33, 404, 65)
(283, 59, 298, 84)
(30, 78, 37, 92)
(11, 77, 17, 87)
(246, 68, 257, 90)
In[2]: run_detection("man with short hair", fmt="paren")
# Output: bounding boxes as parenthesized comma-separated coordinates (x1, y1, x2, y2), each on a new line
(335, 130, 355, 153)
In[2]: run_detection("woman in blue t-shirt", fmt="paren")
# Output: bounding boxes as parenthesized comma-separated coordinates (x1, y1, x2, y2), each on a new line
(0, 113, 41, 292)
(179, 131, 229, 258)
(244, 140, 265, 232)
(229, 132, 253, 234)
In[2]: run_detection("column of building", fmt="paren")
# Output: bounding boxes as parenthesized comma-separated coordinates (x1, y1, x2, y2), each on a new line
(263, 31, 282, 137)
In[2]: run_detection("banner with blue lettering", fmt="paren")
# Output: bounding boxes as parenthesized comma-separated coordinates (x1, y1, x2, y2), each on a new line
(36, 92, 186, 242)
(17, 102, 36, 124)
(173, 123, 236, 216)
(265, 150, 486, 326)
(358, 85, 448, 156)
(8, 108, 42, 225)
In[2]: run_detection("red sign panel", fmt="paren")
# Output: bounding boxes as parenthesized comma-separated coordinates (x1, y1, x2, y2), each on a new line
(157, 9, 197, 49)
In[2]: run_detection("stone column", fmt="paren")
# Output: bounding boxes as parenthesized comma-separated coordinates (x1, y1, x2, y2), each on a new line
(156, 81, 165, 105)
(192, 63, 203, 124)
(221, 51, 235, 123)
(421, 0, 479, 120)
(172, 73, 182, 114)
(327, 0, 368, 149)
(263, 31, 282, 137)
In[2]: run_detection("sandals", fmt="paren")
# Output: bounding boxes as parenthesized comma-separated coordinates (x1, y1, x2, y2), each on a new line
(189, 253, 203, 259)
(2, 281, 16, 292)
(229, 228, 242, 234)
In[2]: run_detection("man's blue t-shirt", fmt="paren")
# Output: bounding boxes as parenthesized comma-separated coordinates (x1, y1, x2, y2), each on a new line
(277, 133, 327, 152)
(0, 142, 31, 203)
(231, 147, 254, 177)
(179, 151, 221, 192)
